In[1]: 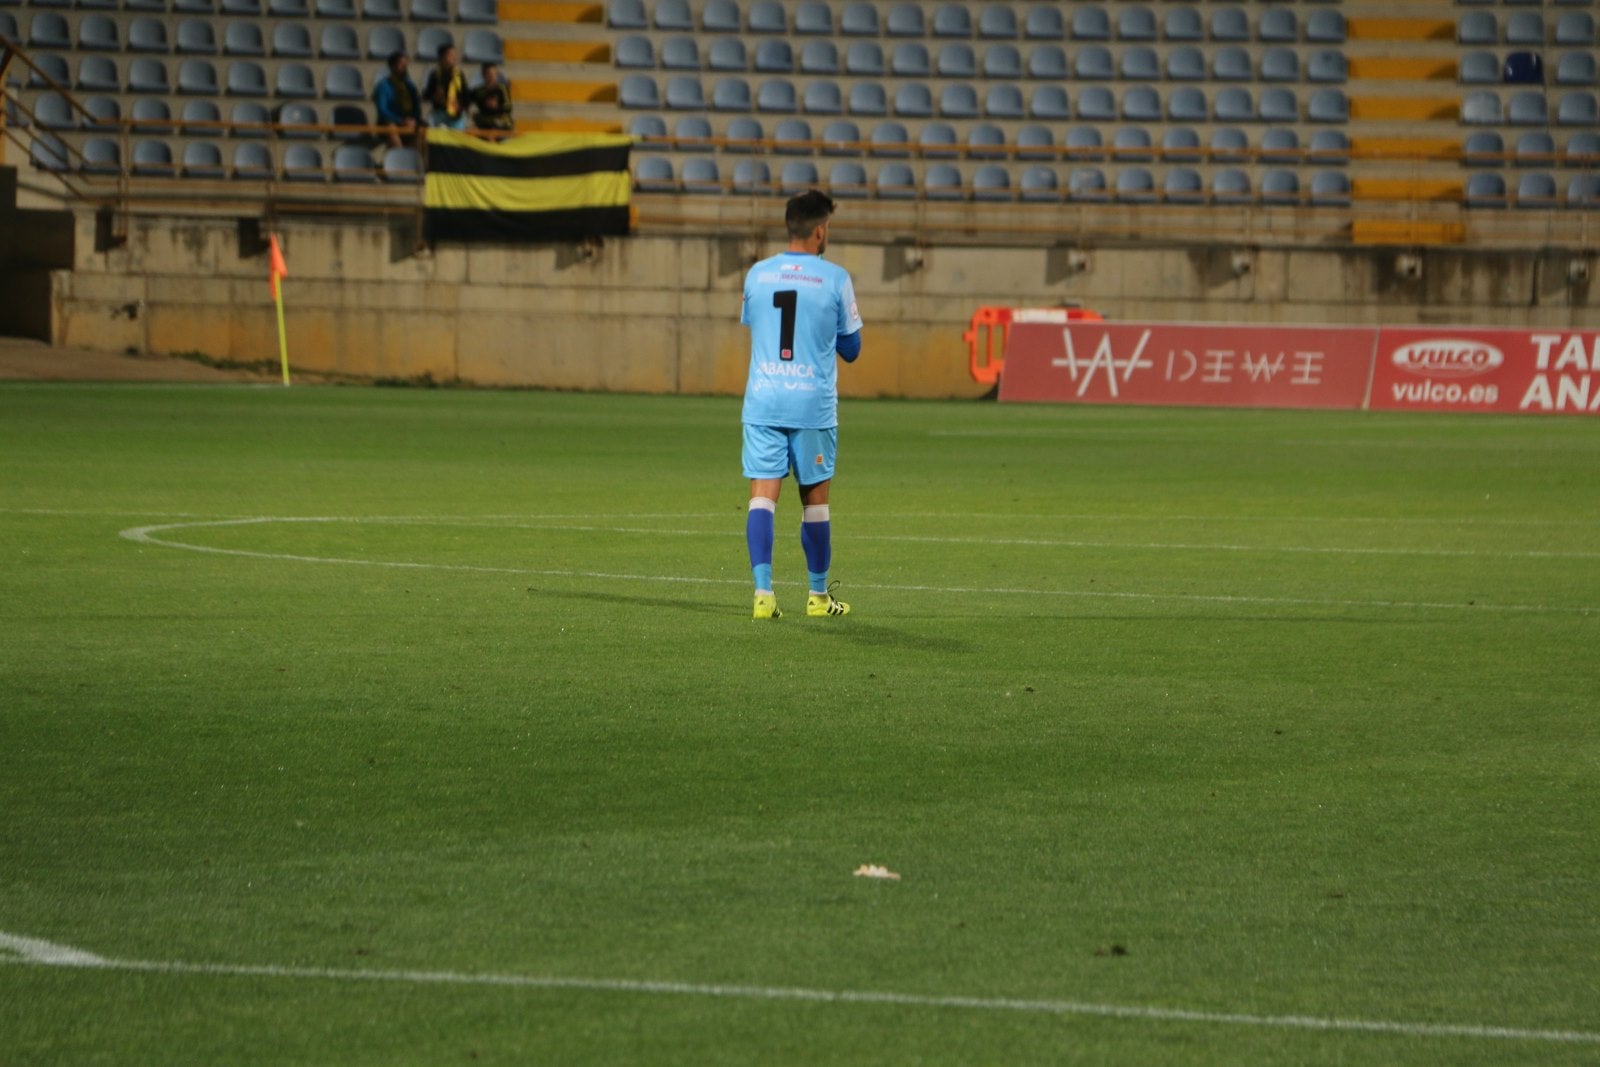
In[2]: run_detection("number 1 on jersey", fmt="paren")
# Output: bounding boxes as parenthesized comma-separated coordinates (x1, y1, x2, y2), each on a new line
(772, 289, 797, 360)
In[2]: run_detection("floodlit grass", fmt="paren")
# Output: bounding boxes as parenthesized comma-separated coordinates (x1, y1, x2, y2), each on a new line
(1, 384, 1597, 1065)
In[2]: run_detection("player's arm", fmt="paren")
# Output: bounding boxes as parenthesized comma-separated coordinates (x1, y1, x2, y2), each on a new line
(835, 330, 861, 363)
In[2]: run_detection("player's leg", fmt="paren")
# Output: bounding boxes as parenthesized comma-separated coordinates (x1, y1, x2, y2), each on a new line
(742, 425, 787, 619)
(794, 429, 849, 617)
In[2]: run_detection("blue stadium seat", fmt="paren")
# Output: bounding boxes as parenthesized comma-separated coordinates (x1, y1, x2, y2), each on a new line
(1167, 86, 1206, 122)
(1212, 168, 1251, 203)
(1308, 129, 1349, 163)
(1556, 53, 1597, 86)
(76, 15, 118, 50)
(708, 38, 747, 71)
(1166, 47, 1204, 81)
(1076, 86, 1113, 121)
(849, 82, 887, 115)
(1030, 84, 1070, 119)
(331, 103, 368, 140)
(84, 96, 122, 129)
(275, 63, 316, 98)
(1306, 9, 1346, 43)
(227, 23, 267, 57)
(229, 101, 271, 135)
(1307, 50, 1347, 84)
(29, 133, 70, 173)
(1567, 174, 1600, 208)
(1559, 91, 1598, 125)
(34, 92, 75, 130)
(81, 138, 121, 176)
(75, 56, 119, 93)
(321, 24, 361, 60)
(1503, 52, 1543, 84)
(1121, 86, 1159, 122)
(1565, 133, 1600, 164)
(415, 27, 454, 61)
(875, 163, 916, 199)
(127, 17, 168, 53)
(887, 3, 924, 37)
(618, 74, 659, 109)
(232, 143, 273, 179)
(983, 44, 1021, 79)
(1028, 45, 1067, 79)
(1164, 7, 1203, 42)
(652, 0, 691, 30)
(129, 58, 171, 93)
(804, 81, 843, 114)
(669, 115, 708, 146)
(1505, 12, 1543, 45)
(702, 0, 740, 34)
(1461, 90, 1502, 125)
(608, 0, 646, 26)
(131, 97, 172, 132)
(972, 165, 1012, 201)
(1118, 5, 1156, 41)
(1261, 48, 1299, 83)
(1120, 47, 1158, 81)
(274, 0, 313, 19)
(919, 122, 958, 157)
(1214, 87, 1254, 122)
(325, 64, 364, 99)
(1464, 171, 1506, 208)
(800, 41, 839, 75)
(1258, 7, 1297, 43)
(985, 83, 1023, 118)
(1024, 5, 1065, 40)
(732, 159, 770, 192)
(933, 3, 972, 38)
(795, 2, 832, 35)
(894, 83, 933, 117)
(749, 0, 785, 34)
(892, 43, 931, 77)
(27, 13, 70, 50)
(1015, 124, 1054, 159)
(1515, 130, 1556, 165)
(359, 0, 397, 16)
(845, 42, 883, 77)
(939, 43, 977, 78)
(273, 23, 313, 59)
(1556, 11, 1595, 44)
(1072, 6, 1110, 41)
(1074, 46, 1113, 80)
(1306, 171, 1350, 206)
(682, 157, 721, 194)
(1210, 7, 1249, 42)
(672, 76, 712, 110)
(1508, 91, 1547, 125)
(1164, 167, 1203, 203)
(615, 35, 654, 69)
(1260, 88, 1298, 123)
(827, 161, 867, 197)
(1115, 167, 1156, 202)
(464, 30, 502, 65)
(924, 163, 964, 200)
(177, 58, 218, 94)
(1068, 167, 1108, 201)
(1065, 125, 1104, 160)
(1112, 125, 1152, 160)
(634, 155, 675, 190)
(183, 141, 226, 178)
(724, 116, 763, 150)
(755, 40, 794, 73)
(1019, 165, 1060, 201)
(1307, 89, 1347, 123)
(940, 83, 979, 117)
(773, 118, 811, 154)
(755, 77, 793, 111)
(1459, 51, 1499, 85)
(1458, 12, 1497, 45)
(1260, 127, 1299, 162)
(1462, 130, 1505, 166)
(869, 120, 909, 155)
(980, 6, 1018, 39)
(133, 139, 176, 176)
(840, 2, 878, 36)
(1261, 169, 1299, 204)
(1210, 126, 1248, 162)
(968, 122, 1005, 159)
(1515, 171, 1557, 209)
(275, 101, 318, 138)
(458, 0, 496, 24)
(1212, 47, 1251, 81)
(821, 119, 860, 155)
(1162, 125, 1201, 161)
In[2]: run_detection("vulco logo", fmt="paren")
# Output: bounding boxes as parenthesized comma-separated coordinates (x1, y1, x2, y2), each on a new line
(1391, 340, 1503, 379)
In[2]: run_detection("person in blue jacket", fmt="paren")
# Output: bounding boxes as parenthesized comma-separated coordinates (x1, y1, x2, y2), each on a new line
(372, 51, 422, 148)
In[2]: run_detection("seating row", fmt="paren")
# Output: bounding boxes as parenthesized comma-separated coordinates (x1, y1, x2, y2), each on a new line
(608, 2, 1345, 44)
(4, 15, 499, 61)
(1464, 129, 1600, 163)
(1461, 51, 1596, 86)
(619, 76, 1352, 123)
(2, 0, 494, 22)
(1462, 90, 1598, 126)
(1465, 170, 1600, 206)
(626, 114, 1354, 162)
(28, 132, 422, 178)
(25, 89, 378, 133)
(1458, 10, 1596, 44)
(15, 48, 500, 95)
(614, 38, 1349, 84)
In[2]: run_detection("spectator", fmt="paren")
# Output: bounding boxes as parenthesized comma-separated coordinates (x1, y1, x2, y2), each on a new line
(422, 43, 469, 130)
(471, 63, 513, 132)
(372, 50, 422, 148)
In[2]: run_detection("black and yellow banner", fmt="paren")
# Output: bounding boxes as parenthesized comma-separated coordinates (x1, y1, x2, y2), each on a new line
(423, 130, 631, 243)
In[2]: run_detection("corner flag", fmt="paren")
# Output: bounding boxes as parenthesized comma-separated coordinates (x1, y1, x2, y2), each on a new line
(268, 234, 290, 386)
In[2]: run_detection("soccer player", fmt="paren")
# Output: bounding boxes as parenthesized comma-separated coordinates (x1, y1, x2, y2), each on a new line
(740, 190, 863, 620)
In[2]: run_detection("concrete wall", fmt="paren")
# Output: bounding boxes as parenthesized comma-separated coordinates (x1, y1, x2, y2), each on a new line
(43, 209, 1600, 398)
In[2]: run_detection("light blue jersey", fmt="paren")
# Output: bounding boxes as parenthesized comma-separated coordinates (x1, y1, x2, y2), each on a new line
(740, 252, 863, 430)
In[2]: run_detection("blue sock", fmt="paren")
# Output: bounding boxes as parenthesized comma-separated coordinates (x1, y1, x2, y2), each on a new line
(801, 504, 831, 594)
(747, 498, 776, 593)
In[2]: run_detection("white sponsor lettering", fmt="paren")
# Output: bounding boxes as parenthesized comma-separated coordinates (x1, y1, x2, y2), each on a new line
(1390, 339, 1503, 379)
(1052, 329, 1154, 398)
(1012, 309, 1072, 324)
(1291, 352, 1325, 386)
(1519, 374, 1600, 412)
(759, 361, 816, 378)
(1391, 381, 1500, 406)
(1241, 352, 1286, 382)
(1531, 333, 1600, 373)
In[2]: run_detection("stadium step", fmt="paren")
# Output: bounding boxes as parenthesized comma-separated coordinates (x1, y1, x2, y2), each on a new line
(1349, 96, 1461, 121)
(1352, 177, 1465, 202)
(1348, 57, 1458, 82)
(513, 117, 621, 133)
(504, 40, 610, 63)
(1351, 137, 1463, 162)
(500, 1, 602, 23)
(1350, 219, 1468, 246)
(510, 79, 617, 104)
(1346, 17, 1457, 41)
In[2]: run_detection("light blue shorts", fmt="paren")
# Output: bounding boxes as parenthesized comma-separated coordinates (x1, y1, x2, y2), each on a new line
(742, 424, 837, 484)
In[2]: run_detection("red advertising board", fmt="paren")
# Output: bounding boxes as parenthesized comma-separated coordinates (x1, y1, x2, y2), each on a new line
(997, 318, 1376, 410)
(1369, 328, 1600, 416)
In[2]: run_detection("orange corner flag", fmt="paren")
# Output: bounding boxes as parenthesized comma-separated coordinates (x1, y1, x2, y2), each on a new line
(268, 234, 289, 298)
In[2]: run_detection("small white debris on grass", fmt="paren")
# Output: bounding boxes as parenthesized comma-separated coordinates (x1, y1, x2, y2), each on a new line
(853, 864, 901, 881)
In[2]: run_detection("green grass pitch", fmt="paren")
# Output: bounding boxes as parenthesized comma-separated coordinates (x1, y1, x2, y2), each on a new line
(2, 383, 1597, 1065)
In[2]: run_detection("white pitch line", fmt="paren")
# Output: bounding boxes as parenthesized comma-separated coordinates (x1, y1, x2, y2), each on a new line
(0, 931, 109, 967)
(0, 936, 1595, 1046)
(118, 518, 1598, 616)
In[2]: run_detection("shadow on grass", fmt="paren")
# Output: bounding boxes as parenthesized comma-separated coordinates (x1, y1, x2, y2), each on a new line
(524, 585, 733, 618)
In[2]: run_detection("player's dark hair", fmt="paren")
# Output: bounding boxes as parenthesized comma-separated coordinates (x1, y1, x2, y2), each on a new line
(785, 190, 835, 241)
(386, 50, 406, 71)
